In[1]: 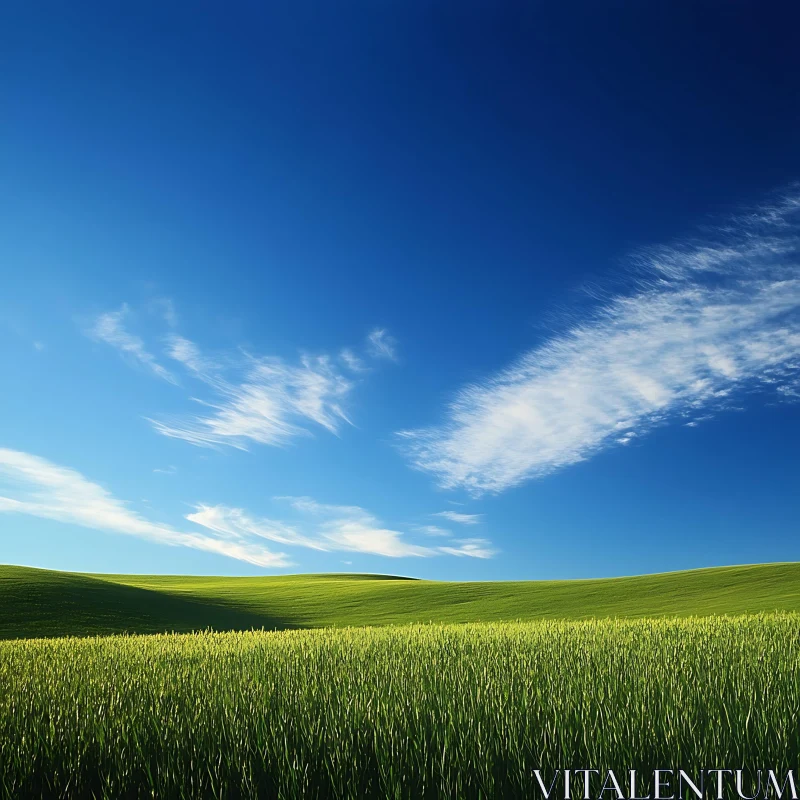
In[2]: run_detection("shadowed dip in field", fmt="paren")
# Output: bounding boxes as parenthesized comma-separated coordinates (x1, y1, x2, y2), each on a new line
(2, 562, 800, 639)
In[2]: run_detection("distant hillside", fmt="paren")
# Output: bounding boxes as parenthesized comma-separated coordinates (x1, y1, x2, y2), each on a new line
(2, 562, 800, 639)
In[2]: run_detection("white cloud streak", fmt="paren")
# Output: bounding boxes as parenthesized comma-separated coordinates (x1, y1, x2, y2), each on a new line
(86, 302, 397, 451)
(189, 497, 496, 559)
(367, 328, 398, 361)
(323, 520, 432, 558)
(278, 496, 434, 557)
(153, 465, 177, 475)
(150, 348, 354, 449)
(153, 328, 401, 450)
(165, 334, 210, 374)
(434, 511, 483, 525)
(339, 348, 366, 372)
(438, 539, 497, 559)
(88, 305, 177, 384)
(186, 504, 323, 551)
(413, 525, 452, 537)
(0, 450, 495, 564)
(399, 192, 800, 494)
(189, 500, 432, 558)
(0, 449, 289, 567)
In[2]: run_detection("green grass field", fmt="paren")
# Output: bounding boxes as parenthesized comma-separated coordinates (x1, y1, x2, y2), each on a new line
(4, 562, 800, 798)
(2, 561, 800, 639)
(2, 615, 799, 798)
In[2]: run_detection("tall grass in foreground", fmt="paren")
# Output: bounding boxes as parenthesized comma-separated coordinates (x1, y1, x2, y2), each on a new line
(1, 616, 799, 798)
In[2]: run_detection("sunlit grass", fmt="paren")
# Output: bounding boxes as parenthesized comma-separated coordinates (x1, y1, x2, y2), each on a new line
(2, 615, 799, 798)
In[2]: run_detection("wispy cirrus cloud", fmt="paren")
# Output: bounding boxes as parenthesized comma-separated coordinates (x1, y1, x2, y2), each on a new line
(186, 504, 323, 552)
(87, 305, 177, 384)
(339, 348, 366, 372)
(413, 525, 452, 537)
(439, 538, 496, 559)
(85, 301, 399, 451)
(0, 449, 289, 567)
(434, 511, 482, 525)
(165, 334, 211, 374)
(399, 191, 800, 494)
(367, 328, 398, 361)
(189, 497, 495, 559)
(150, 346, 354, 449)
(188, 501, 432, 558)
(152, 327, 400, 450)
(273, 496, 433, 557)
(340, 327, 399, 372)
(0, 449, 495, 564)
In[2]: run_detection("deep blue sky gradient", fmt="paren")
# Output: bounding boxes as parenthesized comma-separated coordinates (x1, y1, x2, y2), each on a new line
(2, 2, 800, 578)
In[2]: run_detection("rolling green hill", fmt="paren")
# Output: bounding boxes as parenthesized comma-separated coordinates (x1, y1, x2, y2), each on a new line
(2, 561, 800, 639)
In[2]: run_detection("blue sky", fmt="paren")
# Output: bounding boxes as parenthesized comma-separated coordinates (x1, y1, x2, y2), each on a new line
(2, 2, 800, 580)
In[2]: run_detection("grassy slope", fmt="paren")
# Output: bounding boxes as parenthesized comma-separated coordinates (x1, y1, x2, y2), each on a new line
(2, 561, 800, 639)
